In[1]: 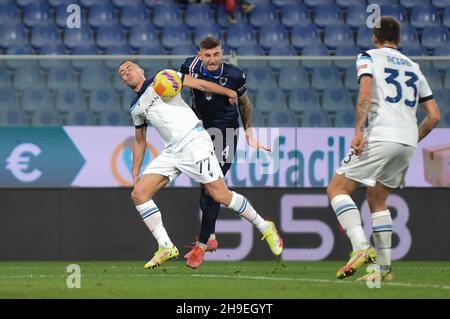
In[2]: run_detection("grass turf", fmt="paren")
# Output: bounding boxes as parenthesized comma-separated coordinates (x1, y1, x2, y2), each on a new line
(0, 261, 449, 298)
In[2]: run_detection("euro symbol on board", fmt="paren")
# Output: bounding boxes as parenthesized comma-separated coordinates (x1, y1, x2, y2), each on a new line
(6, 143, 42, 182)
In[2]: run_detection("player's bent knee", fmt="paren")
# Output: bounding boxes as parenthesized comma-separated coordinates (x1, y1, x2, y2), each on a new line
(131, 187, 152, 205)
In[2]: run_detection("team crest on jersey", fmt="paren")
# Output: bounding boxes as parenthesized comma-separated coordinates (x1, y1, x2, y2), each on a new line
(193, 73, 199, 78)
(205, 92, 213, 100)
(219, 77, 228, 86)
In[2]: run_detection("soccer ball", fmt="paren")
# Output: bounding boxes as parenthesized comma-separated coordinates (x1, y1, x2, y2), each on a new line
(153, 69, 182, 98)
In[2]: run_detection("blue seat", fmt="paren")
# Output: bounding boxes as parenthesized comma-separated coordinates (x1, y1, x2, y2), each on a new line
(56, 88, 88, 113)
(47, 66, 78, 90)
(301, 109, 332, 127)
(65, 110, 96, 126)
(335, 44, 360, 70)
(0, 109, 27, 126)
(288, 88, 321, 113)
(194, 24, 222, 46)
(22, 88, 55, 113)
(411, 5, 439, 29)
(344, 65, 359, 92)
(301, 43, 331, 70)
(249, 3, 278, 28)
(99, 110, 130, 126)
(304, 0, 335, 8)
(256, 88, 288, 113)
(334, 109, 356, 127)
(226, 23, 256, 49)
(278, 65, 310, 92)
(281, 3, 310, 28)
(322, 87, 353, 112)
(346, 3, 367, 29)
(259, 24, 289, 50)
(63, 26, 95, 50)
(137, 46, 170, 71)
(16, 0, 35, 7)
(0, 86, 18, 110)
(273, 0, 298, 7)
(433, 44, 450, 71)
(31, 24, 61, 50)
(129, 23, 158, 50)
(13, 65, 44, 91)
(96, 24, 126, 50)
(217, 4, 248, 27)
(399, 42, 427, 57)
(267, 109, 297, 127)
(246, 67, 276, 93)
(112, 0, 143, 8)
(171, 44, 198, 67)
(89, 89, 120, 113)
(251, 108, 266, 127)
(421, 65, 443, 90)
(356, 26, 373, 50)
(104, 44, 133, 70)
(445, 70, 450, 89)
(268, 44, 299, 70)
(400, 23, 418, 48)
(432, 0, 450, 10)
(71, 44, 100, 70)
(380, 4, 407, 22)
(56, 3, 88, 28)
(0, 65, 12, 87)
(236, 44, 266, 69)
(80, 65, 112, 91)
(32, 109, 63, 126)
(433, 89, 450, 109)
(23, 2, 52, 28)
(436, 108, 450, 128)
(120, 4, 148, 29)
(161, 24, 192, 49)
(88, 2, 118, 29)
(367, 0, 396, 5)
(0, 3, 20, 26)
(421, 25, 449, 51)
(80, 0, 104, 8)
(49, 0, 75, 8)
(324, 24, 353, 49)
(291, 24, 320, 50)
(39, 43, 70, 69)
(314, 4, 342, 28)
(185, 4, 214, 29)
(5, 45, 35, 70)
(311, 65, 342, 91)
(400, 0, 429, 9)
(444, 6, 450, 28)
(152, 3, 182, 28)
(120, 89, 136, 111)
(0, 23, 28, 50)
(336, 0, 366, 8)
(144, 0, 175, 8)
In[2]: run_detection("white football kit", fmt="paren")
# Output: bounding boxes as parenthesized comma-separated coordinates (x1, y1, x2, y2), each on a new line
(337, 47, 434, 188)
(130, 73, 223, 184)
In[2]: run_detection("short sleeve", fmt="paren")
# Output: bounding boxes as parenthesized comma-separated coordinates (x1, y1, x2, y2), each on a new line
(356, 52, 373, 82)
(131, 103, 147, 129)
(236, 71, 248, 97)
(417, 68, 434, 103)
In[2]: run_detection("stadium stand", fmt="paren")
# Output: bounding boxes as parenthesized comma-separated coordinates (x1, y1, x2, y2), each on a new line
(0, 0, 448, 127)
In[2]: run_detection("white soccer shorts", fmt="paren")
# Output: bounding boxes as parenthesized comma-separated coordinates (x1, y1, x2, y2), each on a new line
(336, 140, 416, 188)
(142, 127, 224, 184)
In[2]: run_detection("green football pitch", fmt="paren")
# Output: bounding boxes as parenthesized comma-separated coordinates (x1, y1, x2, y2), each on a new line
(0, 261, 449, 299)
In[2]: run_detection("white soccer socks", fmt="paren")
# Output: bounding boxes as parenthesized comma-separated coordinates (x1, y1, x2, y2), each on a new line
(136, 199, 174, 248)
(372, 210, 392, 271)
(228, 191, 269, 233)
(331, 194, 370, 251)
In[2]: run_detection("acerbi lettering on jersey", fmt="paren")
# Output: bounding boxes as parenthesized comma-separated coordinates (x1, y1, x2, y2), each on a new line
(387, 55, 412, 67)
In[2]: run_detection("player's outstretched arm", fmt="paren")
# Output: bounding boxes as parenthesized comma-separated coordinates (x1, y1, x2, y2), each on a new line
(132, 126, 148, 185)
(183, 75, 237, 105)
(418, 99, 441, 142)
(352, 75, 372, 155)
(238, 94, 271, 152)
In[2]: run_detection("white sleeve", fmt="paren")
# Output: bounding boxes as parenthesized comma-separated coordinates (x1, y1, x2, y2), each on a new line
(356, 52, 373, 82)
(417, 68, 434, 103)
(131, 106, 147, 128)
